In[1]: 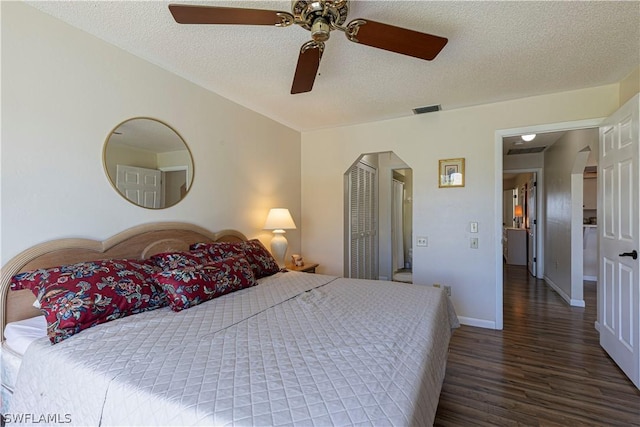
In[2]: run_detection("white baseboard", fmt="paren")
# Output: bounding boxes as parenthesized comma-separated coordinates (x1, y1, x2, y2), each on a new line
(457, 316, 496, 330)
(583, 275, 597, 282)
(570, 298, 586, 307)
(594, 321, 601, 332)
(544, 276, 585, 307)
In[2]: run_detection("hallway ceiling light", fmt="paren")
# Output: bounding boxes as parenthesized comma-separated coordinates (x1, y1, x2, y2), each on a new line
(521, 134, 536, 142)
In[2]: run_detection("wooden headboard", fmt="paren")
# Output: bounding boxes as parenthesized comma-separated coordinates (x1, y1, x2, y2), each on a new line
(0, 222, 248, 341)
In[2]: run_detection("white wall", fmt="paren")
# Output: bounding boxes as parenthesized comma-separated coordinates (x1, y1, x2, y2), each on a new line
(620, 66, 640, 106)
(104, 144, 158, 180)
(543, 129, 598, 305)
(1, 2, 301, 264)
(504, 152, 544, 170)
(302, 86, 619, 327)
(157, 150, 192, 171)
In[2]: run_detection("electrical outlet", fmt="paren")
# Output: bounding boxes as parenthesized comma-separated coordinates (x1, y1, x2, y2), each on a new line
(470, 222, 478, 233)
(417, 236, 428, 247)
(470, 237, 479, 249)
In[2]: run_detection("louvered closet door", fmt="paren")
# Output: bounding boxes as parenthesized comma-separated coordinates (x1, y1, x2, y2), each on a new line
(348, 162, 378, 279)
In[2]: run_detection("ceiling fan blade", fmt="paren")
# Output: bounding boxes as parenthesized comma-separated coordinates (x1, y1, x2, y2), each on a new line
(291, 41, 324, 94)
(169, 4, 293, 26)
(345, 19, 448, 61)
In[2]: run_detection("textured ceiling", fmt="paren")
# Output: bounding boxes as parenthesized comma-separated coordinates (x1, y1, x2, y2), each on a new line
(26, 1, 640, 131)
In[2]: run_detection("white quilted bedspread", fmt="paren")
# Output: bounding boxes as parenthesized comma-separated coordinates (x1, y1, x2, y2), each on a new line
(9, 272, 458, 426)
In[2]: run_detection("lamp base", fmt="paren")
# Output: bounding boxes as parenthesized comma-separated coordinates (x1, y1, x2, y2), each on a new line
(270, 231, 288, 268)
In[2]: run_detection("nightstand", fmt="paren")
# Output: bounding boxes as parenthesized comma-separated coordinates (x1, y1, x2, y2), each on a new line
(286, 263, 319, 273)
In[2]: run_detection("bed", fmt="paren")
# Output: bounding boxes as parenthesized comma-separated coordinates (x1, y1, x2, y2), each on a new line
(1, 222, 458, 426)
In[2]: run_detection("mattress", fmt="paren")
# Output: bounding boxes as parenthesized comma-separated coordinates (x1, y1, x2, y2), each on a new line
(8, 271, 458, 426)
(1, 343, 21, 413)
(1, 316, 47, 413)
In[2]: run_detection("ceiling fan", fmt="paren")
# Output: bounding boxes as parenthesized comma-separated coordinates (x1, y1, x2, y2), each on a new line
(169, 1, 448, 94)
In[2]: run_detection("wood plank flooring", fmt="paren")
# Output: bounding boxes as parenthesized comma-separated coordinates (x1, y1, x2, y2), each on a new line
(434, 264, 640, 426)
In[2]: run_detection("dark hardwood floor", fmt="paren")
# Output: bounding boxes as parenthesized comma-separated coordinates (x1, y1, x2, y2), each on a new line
(434, 264, 640, 426)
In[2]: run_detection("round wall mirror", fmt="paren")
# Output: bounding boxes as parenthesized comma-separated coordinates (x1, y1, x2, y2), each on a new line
(103, 117, 194, 209)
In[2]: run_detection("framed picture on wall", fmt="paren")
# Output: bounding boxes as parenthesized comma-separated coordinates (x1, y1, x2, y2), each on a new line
(439, 158, 465, 188)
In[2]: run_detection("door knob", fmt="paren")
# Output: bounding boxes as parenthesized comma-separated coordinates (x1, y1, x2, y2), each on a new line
(619, 250, 638, 260)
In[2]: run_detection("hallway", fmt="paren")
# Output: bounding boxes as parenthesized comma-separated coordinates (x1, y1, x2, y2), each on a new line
(434, 265, 640, 426)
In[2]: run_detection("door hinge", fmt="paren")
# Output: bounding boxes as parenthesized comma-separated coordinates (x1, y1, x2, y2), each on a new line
(534, 181, 537, 187)
(533, 219, 537, 225)
(533, 257, 537, 262)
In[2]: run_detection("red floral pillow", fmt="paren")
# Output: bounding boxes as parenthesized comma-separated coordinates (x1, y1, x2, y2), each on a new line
(11, 259, 165, 344)
(153, 256, 257, 312)
(150, 250, 214, 270)
(190, 239, 280, 279)
(190, 241, 245, 262)
(241, 239, 280, 278)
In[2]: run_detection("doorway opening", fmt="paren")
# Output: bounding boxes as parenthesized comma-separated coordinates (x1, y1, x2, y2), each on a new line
(494, 118, 603, 330)
(502, 129, 598, 310)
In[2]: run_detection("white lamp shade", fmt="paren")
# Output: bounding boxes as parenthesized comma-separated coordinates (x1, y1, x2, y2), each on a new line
(263, 208, 296, 231)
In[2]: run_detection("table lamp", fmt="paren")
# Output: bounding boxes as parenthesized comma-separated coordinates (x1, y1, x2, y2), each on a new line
(514, 205, 523, 228)
(263, 208, 297, 267)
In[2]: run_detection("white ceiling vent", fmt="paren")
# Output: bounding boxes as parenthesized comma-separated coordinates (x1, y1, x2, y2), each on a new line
(412, 105, 441, 114)
(507, 146, 547, 155)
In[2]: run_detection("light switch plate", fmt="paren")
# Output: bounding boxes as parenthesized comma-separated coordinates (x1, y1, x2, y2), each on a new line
(470, 222, 478, 233)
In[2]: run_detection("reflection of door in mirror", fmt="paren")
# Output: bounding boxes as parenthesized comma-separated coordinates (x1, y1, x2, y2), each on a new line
(103, 118, 194, 209)
(116, 165, 162, 208)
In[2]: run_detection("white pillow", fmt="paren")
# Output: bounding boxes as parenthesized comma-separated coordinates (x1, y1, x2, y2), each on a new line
(4, 316, 47, 355)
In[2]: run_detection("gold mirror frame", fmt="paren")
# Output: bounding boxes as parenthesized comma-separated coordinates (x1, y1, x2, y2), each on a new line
(103, 117, 194, 209)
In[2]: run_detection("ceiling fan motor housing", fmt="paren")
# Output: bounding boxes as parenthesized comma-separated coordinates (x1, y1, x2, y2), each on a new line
(292, 0, 349, 35)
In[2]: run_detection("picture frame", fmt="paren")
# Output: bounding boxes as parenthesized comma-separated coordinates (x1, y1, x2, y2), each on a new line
(439, 158, 465, 188)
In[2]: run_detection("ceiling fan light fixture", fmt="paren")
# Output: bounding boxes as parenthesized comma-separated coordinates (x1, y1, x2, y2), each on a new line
(311, 17, 331, 41)
(521, 134, 536, 142)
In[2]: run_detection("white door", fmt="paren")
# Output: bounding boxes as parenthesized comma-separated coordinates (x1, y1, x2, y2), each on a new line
(527, 175, 537, 276)
(598, 94, 639, 389)
(503, 189, 517, 227)
(116, 165, 162, 209)
(348, 161, 378, 279)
